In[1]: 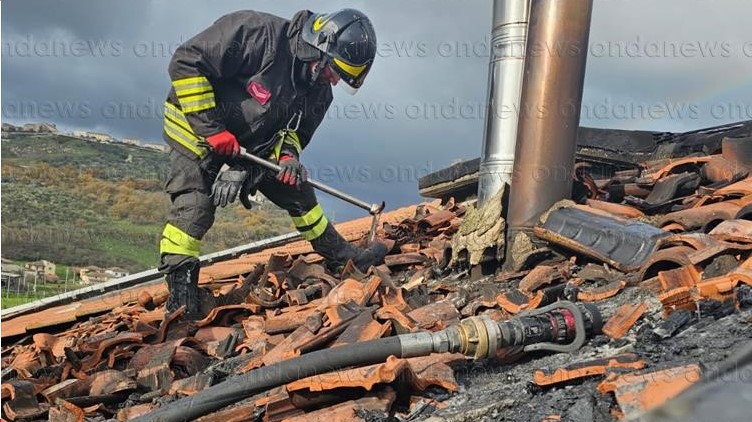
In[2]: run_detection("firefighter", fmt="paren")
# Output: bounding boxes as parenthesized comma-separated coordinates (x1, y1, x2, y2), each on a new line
(159, 9, 387, 319)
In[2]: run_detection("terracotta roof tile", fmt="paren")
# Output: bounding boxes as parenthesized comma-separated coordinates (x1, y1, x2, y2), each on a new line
(602, 303, 647, 339)
(597, 364, 702, 419)
(533, 353, 645, 386)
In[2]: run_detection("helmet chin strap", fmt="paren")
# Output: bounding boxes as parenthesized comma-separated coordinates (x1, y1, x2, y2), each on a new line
(307, 55, 330, 87)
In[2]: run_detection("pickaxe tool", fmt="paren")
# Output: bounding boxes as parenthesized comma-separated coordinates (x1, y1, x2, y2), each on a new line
(237, 147, 385, 242)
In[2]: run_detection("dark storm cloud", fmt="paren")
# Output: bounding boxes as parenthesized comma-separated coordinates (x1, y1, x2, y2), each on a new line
(4, 0, 151, 40)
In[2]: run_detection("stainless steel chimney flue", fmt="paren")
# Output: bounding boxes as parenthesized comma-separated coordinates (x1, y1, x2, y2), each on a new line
(477, 0, 531, 206)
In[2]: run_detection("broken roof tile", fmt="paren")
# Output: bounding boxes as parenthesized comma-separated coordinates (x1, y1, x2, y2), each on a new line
(658, 199, 743, 232)
(637, 245, 696, 282)
(695, 276, 739, 303)
(282, 388, 397, 422)
(407, 300, 461, 331)
(648, 156, 712, 181)
(687, 239, 752, 265)
(8, 350, 42, 379)
(287, 353, 461, 395)
(518, 265, 566, 293)
(585, 199, 645, 219)
(48, 400, 85, 422)
(331, 312, 391, 348)
(286, 355, 408, 393)
(40, 379, 87, 403)
(659, 287, 696, 314)
(497, 290, 545, 314)
(417, 209, 456, 232)
(399, 243, 421, 254)
(602, 303, 647, 339)
(375, 305, 416, 333)
(168, 371, 214, 396)
(714, 176, 752, 196)
(597, 364, 702, 419)
(405, 353, 464, 392)
(644, 172, 700, 207)
(533, 353, 645, 387)
(384, 252, 428, 267)
(260, 325, 316, 367)
(1, 380, 49, 421)
(33, 333, 76, 360)
(380, 286, 410, 312)
(116, 403, 157, 421)
(194, 304, 261, 328)
(577, 280, 627, 302)
(135, 342, 177, 392)
(657, 265, 702, 292)
(709, 218, 752, 241)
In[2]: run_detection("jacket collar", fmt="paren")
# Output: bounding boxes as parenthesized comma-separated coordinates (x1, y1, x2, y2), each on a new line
(287, 10, 323, 93)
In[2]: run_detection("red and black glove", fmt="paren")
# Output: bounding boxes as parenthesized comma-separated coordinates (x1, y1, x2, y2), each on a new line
(277, 153, 307, 188)
(205, 130, 240, 156)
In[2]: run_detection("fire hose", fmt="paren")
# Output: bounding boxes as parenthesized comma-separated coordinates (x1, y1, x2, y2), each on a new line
(134, 301, 602, 422)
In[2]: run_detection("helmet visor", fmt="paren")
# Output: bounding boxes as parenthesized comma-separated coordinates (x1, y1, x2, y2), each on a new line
(330, 57, 371, 93)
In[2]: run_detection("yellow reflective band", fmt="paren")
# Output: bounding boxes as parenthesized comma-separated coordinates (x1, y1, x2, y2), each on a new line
(271, 130, 303, 160)
(180, 92, 214, 103)
(333, 57, 366, 77)
(163, 114, 200, 143)
(284, 131, 302, 153)
(175, 85, 213, 97)
(181, 100, 216, 114)
(160, 223, 201, 257)
(172, 75, 211, 88)
(163, 103, 208, 157)
(178, 92, 216, 114)
(300, 215, 328, 241)
(164, 123, 207, 157)
(291, 204, 324, 228)
(164, 102, 192, 132)
(313, 16, 326, 31)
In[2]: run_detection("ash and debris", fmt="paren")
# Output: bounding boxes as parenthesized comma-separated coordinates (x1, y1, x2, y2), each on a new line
(425, 291, 752, 422)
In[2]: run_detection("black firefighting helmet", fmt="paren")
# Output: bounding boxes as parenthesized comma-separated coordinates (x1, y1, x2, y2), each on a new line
(301, 9, 377, 93)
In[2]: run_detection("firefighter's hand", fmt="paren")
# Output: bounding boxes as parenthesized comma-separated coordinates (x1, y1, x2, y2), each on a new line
(205, 130, 240, 156)
(276, 155, 307, 187)
(211, 168, 249, 207)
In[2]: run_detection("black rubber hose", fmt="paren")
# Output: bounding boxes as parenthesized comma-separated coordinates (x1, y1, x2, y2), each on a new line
(134, 336, 404, 422)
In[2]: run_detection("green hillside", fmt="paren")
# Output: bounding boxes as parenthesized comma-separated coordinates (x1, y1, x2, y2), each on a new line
(1, 134, 293, 272)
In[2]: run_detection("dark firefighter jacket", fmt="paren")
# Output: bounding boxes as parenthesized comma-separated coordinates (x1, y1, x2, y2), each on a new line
(163, 10, 333, 160)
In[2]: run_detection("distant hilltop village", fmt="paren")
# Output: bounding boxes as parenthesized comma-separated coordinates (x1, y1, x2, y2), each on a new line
(1, 122, 169, 153)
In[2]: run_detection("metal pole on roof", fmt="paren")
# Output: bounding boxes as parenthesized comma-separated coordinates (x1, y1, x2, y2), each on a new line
(477, 0, 531, 206)
(506, 0, 594, 231)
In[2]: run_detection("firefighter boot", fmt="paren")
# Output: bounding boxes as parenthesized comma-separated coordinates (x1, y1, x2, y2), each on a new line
(165, 258, 205, 320)
(311, 222, 388, 273)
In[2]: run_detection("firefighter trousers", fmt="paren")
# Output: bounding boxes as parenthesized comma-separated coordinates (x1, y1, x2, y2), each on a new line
(158, 148, 330, 273)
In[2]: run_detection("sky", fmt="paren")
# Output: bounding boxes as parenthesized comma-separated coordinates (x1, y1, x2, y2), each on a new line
(3, 0, 752, 221)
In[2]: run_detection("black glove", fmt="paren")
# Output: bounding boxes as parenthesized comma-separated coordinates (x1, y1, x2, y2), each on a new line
(276, 154, 307, 188)
(211, 167, 254, 208)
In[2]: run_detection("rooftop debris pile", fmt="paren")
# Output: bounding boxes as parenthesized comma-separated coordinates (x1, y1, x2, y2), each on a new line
(2, 134, 752, 421)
